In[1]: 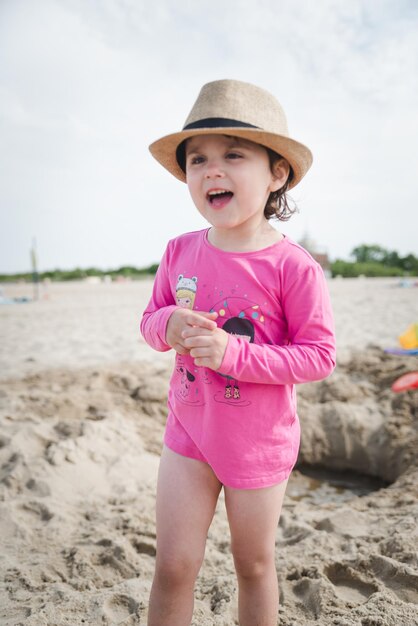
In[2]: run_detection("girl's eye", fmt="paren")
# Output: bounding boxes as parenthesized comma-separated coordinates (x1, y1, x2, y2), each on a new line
(188, 155, 205, 165)
(226, 152, 242, 160)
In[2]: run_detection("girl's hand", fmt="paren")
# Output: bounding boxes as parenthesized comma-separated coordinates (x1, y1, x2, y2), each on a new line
(182, 325, 228, 370)
(166, 309, 218, 355)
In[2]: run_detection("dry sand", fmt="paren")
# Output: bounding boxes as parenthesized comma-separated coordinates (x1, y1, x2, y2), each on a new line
(0, 277, 417, 625)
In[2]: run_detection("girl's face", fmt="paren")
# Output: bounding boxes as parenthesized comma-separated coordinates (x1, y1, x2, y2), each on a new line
(185, 134, 288, 237)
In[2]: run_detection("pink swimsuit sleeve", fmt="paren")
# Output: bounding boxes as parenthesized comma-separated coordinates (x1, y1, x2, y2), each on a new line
(140, 244, 177, 352)
(217, 263, 336, 385)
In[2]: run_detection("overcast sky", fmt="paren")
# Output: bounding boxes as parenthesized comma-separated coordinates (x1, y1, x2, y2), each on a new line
(1, 0, 418, 273)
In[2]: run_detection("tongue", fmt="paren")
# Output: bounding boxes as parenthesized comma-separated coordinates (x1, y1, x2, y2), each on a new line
(211, 192, 232, 208)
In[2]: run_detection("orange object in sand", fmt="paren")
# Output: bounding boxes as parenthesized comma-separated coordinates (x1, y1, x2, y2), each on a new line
(399, 324, 418, 350)
(391, 372, 418, 393)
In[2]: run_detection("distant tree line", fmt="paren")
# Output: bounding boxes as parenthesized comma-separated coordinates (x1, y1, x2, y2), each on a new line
(330, 245, 418, 278)
(0, 264, 159, 283)
(1, 245, 417, 282)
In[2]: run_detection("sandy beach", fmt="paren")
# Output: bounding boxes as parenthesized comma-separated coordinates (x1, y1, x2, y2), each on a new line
(0, 277, 417, 625)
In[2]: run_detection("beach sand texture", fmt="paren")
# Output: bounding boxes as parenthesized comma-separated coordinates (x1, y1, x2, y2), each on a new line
(0, 278, 417, 625)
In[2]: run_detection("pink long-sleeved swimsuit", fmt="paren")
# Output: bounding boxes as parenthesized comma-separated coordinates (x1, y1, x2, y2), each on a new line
(141, 229, 336, 489)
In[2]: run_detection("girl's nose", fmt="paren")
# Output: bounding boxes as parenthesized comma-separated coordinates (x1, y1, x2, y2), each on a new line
(204, 159, 225, 179)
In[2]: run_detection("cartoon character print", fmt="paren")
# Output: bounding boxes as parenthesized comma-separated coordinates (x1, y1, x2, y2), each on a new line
(208, 294, 271, 407)
(176, 357, 196, 400)
(174, 274, 198, 400)
(214, 316, 255, 407)
(174, 274, 211, 406)
(176, 274, 197, 309)
(175, 356, 211, 406)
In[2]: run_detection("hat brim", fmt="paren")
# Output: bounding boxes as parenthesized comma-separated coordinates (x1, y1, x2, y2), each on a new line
(149, 127, 313, 189)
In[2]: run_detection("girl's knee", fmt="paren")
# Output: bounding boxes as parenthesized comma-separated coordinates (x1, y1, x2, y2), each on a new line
(232, 549, 276, 581)
(154, 553, 203, 589)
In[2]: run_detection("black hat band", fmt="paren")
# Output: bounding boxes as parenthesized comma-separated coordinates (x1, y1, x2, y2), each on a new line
(177, 118, 260, 171)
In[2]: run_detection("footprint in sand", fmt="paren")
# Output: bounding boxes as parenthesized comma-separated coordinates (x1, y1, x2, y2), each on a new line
(130, 537, 156, 557)
(54, 420, 84, 439)
(102, 593, 140, 624)
(0, 434, 11, 449)
(279, 522, 313, 546)
(0, 452, 21, 486)
(94, 538, 138, 579)
(20, 500, 54, 522)
(25, 477, 51, 497)
(370, 554, 418, 604)
(325, 562, 378, 605)
(291, 577, 324, 619)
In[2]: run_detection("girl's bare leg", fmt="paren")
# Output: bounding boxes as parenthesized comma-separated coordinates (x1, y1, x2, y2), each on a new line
(224, 479, 288, 626)
(147, 446, 222, 626)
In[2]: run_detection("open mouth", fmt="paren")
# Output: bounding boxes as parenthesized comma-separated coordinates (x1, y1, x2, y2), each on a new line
(207, 189, 234, 208)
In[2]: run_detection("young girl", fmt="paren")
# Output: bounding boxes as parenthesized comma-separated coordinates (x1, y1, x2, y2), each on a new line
(141, 79, 336, 626)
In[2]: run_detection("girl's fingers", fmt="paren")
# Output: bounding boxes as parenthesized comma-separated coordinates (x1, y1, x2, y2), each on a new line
(197, 311, 218, 319)
(193, 357, 207, 367)
(185, 311, 218, 330)
(174, 345, 189, 355)
(189, 345, 213, 358)
(186, 339, 211, 352)
(182, 327, 214, 340)
(193, 356, 221, 369)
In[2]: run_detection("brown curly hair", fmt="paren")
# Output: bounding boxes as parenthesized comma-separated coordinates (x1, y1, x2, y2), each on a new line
(265, 148, 296, 222)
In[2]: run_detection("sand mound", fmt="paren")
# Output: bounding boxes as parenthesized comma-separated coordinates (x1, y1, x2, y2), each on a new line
(278, 346, 418, 626)
(0, 347, 417, 625)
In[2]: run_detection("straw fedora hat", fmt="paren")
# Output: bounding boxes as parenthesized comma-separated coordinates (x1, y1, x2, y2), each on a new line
(149, 79, 312, 189)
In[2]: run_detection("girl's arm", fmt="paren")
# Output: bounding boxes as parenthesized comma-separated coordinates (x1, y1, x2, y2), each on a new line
(216, 263, 336, 385)
(140, 244, 178, 352)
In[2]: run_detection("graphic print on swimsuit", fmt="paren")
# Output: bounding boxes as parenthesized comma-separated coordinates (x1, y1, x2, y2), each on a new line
(172, 275, 279, 410)
(209, 296, 264, 407)
(175, 274, 198, 309)
(173, 274, 212, 406)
